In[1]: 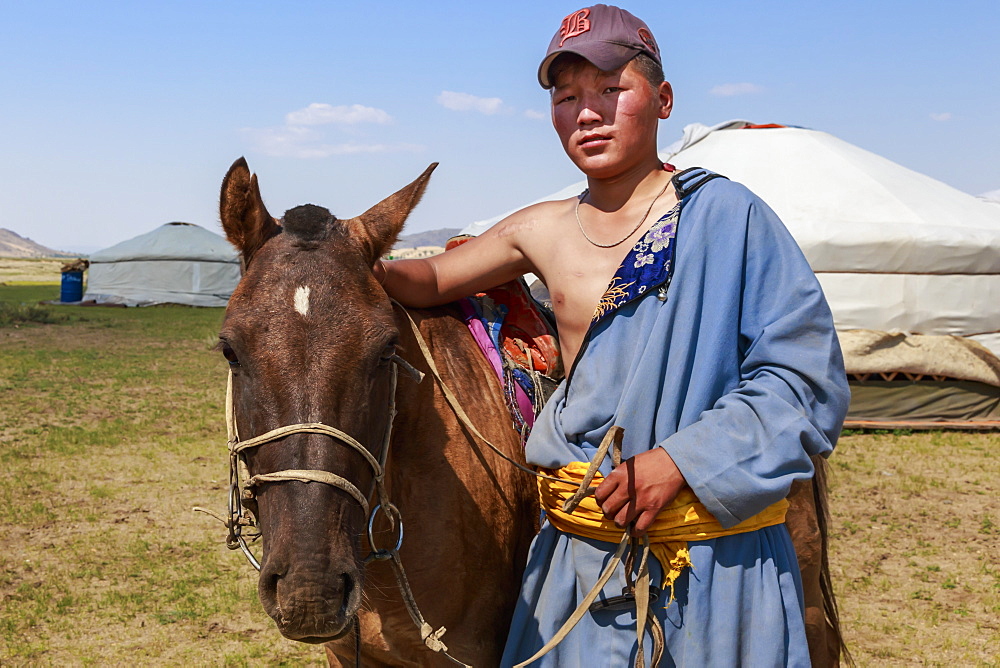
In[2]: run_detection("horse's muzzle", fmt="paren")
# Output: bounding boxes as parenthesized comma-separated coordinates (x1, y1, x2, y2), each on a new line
(258, 560, 362, 643)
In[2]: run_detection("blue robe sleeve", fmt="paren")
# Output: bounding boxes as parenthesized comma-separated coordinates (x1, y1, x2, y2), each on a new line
(661, 190, 850, 528)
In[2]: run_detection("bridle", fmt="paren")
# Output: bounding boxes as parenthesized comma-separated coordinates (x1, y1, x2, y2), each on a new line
(222, 351, 423, 571)
(210, 306, 471, 666)
(212, 301, 568, 571)
(201, 302, 660, 668)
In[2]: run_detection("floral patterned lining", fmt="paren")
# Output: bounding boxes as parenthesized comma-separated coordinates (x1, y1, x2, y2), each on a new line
(592, 201, 682, 324)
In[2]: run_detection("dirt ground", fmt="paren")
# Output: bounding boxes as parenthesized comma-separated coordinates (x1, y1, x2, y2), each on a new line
(0, 283, 997, 666)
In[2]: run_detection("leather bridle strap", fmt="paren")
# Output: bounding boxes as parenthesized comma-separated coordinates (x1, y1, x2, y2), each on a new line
(222, 361, 402, 570)
(230, 422, 382, 474)
(248, 469, 371, 517)
(230, 421, 385, 519)
(228, 412, 388, 521)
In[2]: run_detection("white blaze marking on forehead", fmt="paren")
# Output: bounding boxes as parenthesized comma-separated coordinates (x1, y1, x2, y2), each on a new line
(294, 285, 310, 316)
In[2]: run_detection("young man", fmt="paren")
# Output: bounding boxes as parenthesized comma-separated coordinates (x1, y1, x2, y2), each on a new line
(379, 5, 849, 665)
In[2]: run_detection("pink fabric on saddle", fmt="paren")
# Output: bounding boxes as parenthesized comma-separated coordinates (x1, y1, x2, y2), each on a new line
(458, 299, 535, 429)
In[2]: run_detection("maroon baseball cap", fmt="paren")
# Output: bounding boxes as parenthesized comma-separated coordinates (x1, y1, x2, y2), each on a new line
(538, 4, 661, 89)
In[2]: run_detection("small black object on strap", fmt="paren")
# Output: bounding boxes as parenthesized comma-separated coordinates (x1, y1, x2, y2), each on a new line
(671, 167, 728, 200)
(588, 585, 662, 612)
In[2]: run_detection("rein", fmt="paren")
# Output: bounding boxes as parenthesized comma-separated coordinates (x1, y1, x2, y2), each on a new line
(197, 322, 472, 666)
(197, 300, 661, 668)
(219, 358, 406, 569)
(398, 305, 664, 668)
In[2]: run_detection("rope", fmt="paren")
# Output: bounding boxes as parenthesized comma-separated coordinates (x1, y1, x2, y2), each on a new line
(248, 469, 371, 517)
(385, 551, 473, 667)
(230, 422, 384, 478)
(512, 534, 630, 668)
(201, 302, 664, 667)
(396, 305, 578, 487)
(398, 305, 665, 667)
(559, 426, 622, 513)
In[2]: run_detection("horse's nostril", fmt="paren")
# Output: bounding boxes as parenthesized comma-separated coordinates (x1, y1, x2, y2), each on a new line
(340, 573, 354, 615)
(268, 571, 281, 595)
(257, 563, 283, 614)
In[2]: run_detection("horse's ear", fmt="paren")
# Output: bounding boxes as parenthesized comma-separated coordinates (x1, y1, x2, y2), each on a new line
(350, 163, 437, 264)
(220, 157, 281, 265)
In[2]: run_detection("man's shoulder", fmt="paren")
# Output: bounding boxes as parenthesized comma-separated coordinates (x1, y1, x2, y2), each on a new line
(678, 172, 783, 230)
(488, 196, 577, 241)
(514, 196, 577, 220)
(679, 171, 804, 262)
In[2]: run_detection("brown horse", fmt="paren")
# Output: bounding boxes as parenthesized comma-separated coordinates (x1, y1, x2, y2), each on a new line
(219, 158, 539, 665)
(217, 158, 844, 667)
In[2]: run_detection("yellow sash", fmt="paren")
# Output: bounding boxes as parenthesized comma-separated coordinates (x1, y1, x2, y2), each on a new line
(539, 461, 789, 599)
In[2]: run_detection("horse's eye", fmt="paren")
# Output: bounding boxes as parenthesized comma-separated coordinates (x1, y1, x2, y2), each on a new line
(220, 342, 240, 367)
(379, 341, 398, 363)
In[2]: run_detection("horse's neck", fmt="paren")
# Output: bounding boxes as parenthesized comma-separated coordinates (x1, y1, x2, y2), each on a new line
(391, 301, 542, 524)
(395, 303, 501, 421)
(358, 304, 534, 664)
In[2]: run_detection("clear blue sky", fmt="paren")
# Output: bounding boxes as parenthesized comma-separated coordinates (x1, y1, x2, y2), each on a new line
(2, 1, 997, 253)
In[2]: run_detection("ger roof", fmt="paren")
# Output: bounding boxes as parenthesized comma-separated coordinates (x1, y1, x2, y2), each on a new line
(463, 121, 1000, 276)
(89, 222, 239, 264)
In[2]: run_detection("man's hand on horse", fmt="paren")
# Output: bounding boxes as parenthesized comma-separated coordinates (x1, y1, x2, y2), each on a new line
(594, 447, 686, 537)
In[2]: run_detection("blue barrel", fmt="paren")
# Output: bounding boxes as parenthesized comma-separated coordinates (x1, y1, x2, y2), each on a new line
(60, 270, 84, 302)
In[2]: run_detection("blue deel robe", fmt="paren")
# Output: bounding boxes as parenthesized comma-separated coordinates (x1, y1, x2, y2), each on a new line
(501, 171, 850, 667)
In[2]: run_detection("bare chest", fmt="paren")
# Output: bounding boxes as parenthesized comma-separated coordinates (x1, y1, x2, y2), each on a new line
(532, 240, 632, 367)
(546, 245, 623, 322)
(521, 190, 679, 367)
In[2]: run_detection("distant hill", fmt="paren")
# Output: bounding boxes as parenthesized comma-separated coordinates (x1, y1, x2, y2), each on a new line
(394, 228, 463, 249)
(0, 228, 78, 258)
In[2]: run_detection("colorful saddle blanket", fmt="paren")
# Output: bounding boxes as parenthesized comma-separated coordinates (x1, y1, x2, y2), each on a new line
(445, 236, 563, 441)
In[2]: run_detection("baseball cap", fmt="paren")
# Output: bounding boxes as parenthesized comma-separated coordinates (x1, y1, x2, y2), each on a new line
(538, 4, 661, 89)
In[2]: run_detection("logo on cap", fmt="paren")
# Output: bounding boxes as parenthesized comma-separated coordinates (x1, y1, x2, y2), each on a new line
(558, 8, 591, 47)
(637, 27, 657, 54)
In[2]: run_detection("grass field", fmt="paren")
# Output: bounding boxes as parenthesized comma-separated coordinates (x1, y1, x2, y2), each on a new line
(0, 283, 323, 665)
(0, 275, 997, 666)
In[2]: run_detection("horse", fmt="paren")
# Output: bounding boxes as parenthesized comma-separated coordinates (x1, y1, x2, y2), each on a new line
(216, 158, 845, 667)
(218, 158, 540, 665)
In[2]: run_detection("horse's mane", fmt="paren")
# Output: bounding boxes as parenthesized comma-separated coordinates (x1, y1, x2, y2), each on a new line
(282, 204, 341, 242)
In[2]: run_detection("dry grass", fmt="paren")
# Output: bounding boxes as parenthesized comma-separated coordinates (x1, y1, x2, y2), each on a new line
(1, 283, 997, 666)
(0, 286, 324, 666)
(0, 258, 69, 285)
(829, 431, 999, 665)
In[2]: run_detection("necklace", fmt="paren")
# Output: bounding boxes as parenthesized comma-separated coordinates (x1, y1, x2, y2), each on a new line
(575, 179, 671, 249)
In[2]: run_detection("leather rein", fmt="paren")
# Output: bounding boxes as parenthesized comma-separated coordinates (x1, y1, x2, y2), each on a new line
(199, 301, 661, 668)
(206, 303, 471, 666)
(221, 354, 420, 569)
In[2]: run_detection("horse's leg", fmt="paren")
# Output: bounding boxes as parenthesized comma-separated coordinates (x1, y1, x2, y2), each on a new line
(786, 455, 846, 668)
